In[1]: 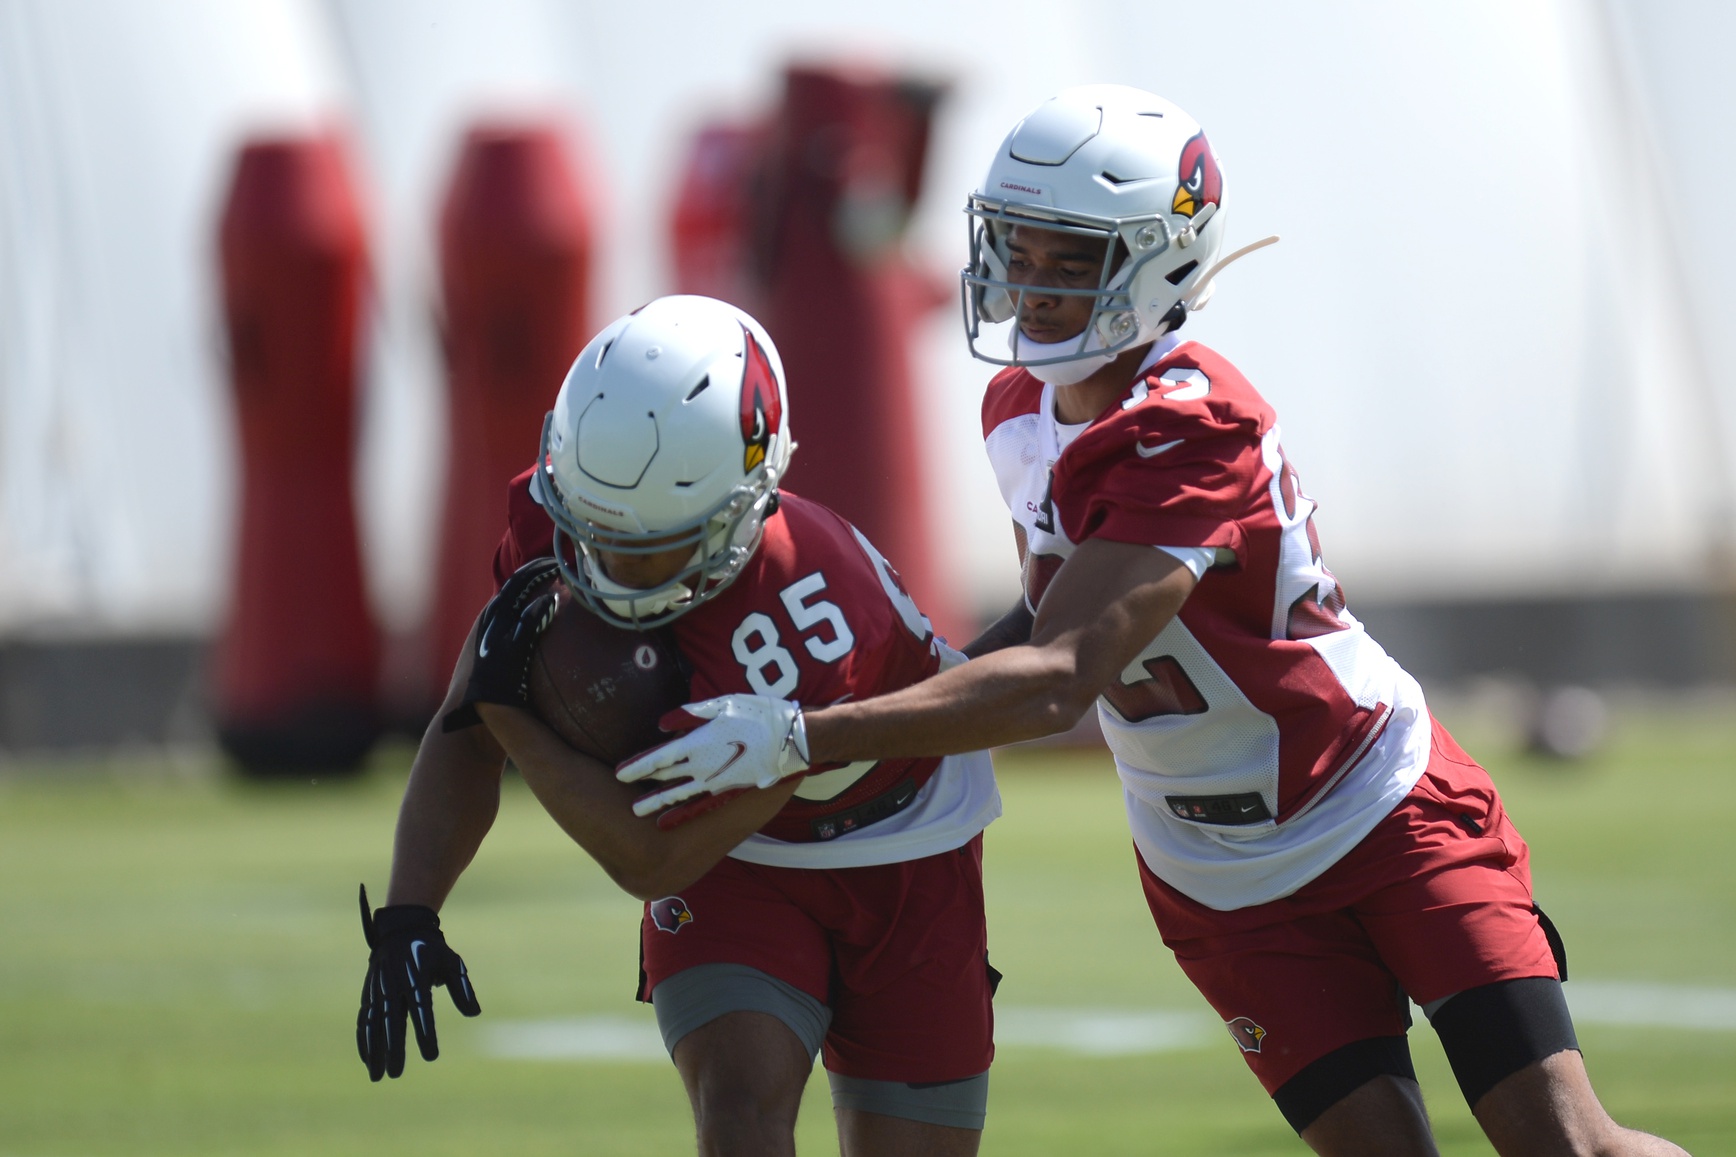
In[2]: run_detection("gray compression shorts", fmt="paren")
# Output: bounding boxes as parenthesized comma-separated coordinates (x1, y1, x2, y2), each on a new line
(651, 962, 831, 1060)
(828, 1070, 990, 1130)
(651, 962, 990, 1129)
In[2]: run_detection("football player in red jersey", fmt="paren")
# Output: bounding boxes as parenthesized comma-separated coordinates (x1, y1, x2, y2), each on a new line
(620, 89, 1688, 1156)
(358, 296, 1001, 1157)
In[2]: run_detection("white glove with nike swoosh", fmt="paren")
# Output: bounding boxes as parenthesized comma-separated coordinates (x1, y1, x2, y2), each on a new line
(616, 694, 809, 817)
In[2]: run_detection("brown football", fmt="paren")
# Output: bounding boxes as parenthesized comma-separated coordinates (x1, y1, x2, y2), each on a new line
(526, 587, 690, 764)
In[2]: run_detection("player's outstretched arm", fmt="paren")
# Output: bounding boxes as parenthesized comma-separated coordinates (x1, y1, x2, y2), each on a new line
(385, 554, 579, 907)
(619, 539, 1195, 795)
(384, 616, 510, 910)
(813, 538, 1195, 758)
(358, 616, 502, 1083)
(817, 539, 1195, 758)
(477, 701, 800, 901)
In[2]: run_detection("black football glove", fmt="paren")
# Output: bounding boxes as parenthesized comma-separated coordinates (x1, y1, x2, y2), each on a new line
(443, 555, 562, 732)
(356, 884, 481, 1081)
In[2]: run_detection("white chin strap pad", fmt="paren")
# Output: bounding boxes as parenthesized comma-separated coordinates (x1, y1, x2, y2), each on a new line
(1010, 327, 1117, 386)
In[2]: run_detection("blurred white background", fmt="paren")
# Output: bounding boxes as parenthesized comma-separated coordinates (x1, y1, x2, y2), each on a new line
(3, 0, 1734, 636)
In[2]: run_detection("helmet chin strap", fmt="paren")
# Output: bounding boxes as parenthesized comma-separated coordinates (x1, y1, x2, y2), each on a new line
(1010, 327, 1118, 386)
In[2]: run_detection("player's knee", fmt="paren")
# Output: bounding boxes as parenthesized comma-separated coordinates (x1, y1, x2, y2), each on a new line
(685, 1041, 805, 1153)
(690, 1083, 801, 1156)
(663, 985, 818, 1153)
(682, 1032, 811, 1132)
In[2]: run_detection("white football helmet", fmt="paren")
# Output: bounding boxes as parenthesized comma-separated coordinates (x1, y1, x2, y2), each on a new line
(534, 295, 795, 629)
(962, 85, 1269, 384)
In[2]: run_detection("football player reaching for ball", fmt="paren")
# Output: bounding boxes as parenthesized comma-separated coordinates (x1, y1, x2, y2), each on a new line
(617, 89, 1689, 1156)
(358, 295, 1001, 1157)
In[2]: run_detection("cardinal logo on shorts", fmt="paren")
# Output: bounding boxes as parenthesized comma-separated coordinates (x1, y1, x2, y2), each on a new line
(739, 327, 782, 472)
(1226, 1016, 1267, 1053)
(650, 896, 694, 934)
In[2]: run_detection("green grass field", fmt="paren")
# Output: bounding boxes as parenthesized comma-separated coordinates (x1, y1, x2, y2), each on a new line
(1, 701, 1732, 1155)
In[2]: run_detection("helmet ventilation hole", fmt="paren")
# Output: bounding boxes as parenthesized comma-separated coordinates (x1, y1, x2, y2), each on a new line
(683, 374, 711, 401)
(1165, 260, 1199, 285)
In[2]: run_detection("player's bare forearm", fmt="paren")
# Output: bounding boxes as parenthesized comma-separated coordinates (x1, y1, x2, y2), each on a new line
(804, 641, 1084, 758)
(386, 626, 507, 910)
(805, 539, 1196, 762)
(477, 702, 800, 900)
(961, 598, 1034, 658)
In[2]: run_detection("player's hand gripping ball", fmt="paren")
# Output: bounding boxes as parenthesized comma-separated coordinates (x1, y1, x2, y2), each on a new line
(443, 557, 563, 732)
(616, 694, 810, 818)
(355, 884, 481, 1081)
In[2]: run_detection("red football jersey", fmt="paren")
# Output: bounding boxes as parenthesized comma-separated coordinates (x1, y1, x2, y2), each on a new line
(494, 473, 946, 845)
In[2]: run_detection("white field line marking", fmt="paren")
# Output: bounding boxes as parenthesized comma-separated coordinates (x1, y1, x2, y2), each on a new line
(484, 1016, 668, 1062)
(480, 1008, 1222, 1062)
(994, 1008, 1218, 1055)
(480, 982, 1736, 1062)
(1564, 982, 1736, 1031)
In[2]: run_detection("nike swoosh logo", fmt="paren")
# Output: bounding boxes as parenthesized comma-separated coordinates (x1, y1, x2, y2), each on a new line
(477, 634, 490, 658)
(1239, 803, 1259, 813)
(410, 939, 426, 970)
(1135, 438, 1185, 458)
(713, 742, 748, 778)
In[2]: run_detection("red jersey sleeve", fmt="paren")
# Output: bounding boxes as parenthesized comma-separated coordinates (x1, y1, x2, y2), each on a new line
(1053, 345, 1273, 562)
(492, 467, 557, 591)
(980, 366, 1043, 441)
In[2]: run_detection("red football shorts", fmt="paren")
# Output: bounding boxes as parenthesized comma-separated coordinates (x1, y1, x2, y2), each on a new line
(639, 834, 994, 1083)
(1139, 720, 1562, 1093)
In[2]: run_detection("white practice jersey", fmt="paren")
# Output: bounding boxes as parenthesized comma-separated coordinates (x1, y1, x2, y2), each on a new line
(981, 340, 1429, 910)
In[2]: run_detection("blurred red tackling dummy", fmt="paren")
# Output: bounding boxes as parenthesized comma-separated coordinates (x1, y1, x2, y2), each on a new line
(425, 122, 597, 707)
(213, 131, 379, 774)
(670, 64, 962, 641)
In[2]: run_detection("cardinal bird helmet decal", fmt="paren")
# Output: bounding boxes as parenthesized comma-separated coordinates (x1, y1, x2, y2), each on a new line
(1172, 131, 1222, 219)
(739, 326, 783, 473)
